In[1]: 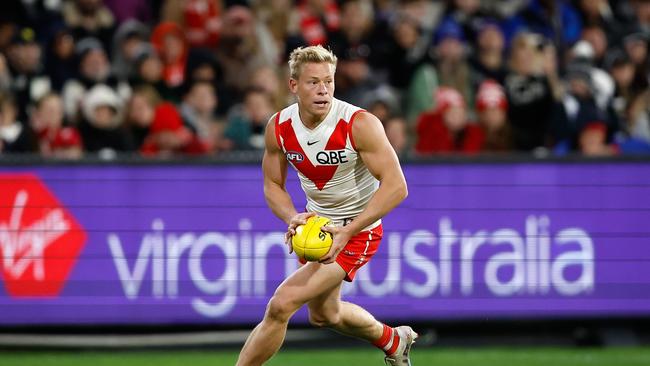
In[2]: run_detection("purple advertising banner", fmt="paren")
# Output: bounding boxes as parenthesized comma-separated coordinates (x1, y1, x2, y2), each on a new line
(0, 162, 649, 325)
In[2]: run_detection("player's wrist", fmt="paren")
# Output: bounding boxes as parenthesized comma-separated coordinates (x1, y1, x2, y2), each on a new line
(284, 211, 300, 225)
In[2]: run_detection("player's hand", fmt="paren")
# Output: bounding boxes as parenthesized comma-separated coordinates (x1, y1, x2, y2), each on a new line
(284, 212, 316, 253)
(319, 225, 352, 264)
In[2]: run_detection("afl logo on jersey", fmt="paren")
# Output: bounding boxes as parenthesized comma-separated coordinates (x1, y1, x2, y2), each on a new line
(286, 151, 304, 163)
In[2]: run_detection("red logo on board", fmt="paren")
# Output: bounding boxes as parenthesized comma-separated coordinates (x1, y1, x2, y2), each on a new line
(0, 174, 87, 297)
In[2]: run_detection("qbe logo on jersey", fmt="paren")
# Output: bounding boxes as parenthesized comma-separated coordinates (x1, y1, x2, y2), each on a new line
(0, 174, 87, 297)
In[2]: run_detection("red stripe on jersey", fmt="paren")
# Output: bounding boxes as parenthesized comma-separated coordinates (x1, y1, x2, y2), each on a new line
(277, 119, 348, 190)
(325, 118, 348, 150)
(346, 109, 365, 151)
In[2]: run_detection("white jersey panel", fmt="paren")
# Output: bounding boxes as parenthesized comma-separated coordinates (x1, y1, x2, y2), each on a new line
(276, 98, 380, 229)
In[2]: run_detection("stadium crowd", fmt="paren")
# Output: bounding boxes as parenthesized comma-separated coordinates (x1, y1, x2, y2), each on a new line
(1, 0, 650, 158)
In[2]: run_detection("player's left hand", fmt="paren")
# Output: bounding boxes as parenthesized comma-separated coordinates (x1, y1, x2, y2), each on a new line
(319, 225, 352, 264)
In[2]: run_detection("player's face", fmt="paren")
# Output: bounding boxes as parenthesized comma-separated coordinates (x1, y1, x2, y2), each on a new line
(290, 62, 335, 123)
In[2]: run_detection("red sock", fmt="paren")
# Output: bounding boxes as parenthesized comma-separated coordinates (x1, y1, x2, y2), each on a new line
(372, 324, 400, 355)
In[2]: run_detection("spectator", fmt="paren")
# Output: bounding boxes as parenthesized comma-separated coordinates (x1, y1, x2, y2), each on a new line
(442, 0, 490, 44)
(555, 62, 618, 150)
(225, 88, 275, 150)
(50, 126, 84, 159)
(140, 102, 209, 156)
(0, 92, 37, 153)
(431, 18, 473, 110)
(384, 115, 408, 155)
(328, 0, 383, 74)
(62, 37, 131, 122)
(470, 19, 507, 88)
(605, 49, 638, 122)
(123, 85, 161, 149)
(578, 121, 617, 156)
(504, 32, 557, 150)
(215, 5, 277, 99)
(580, 24, 609, 67)
(130, 46, 175, 101)
(185, 48, 230, 113)
(503, 0, 582, 50)
(5, 27, 52, 122)
(151, 21, 189, 89)
(361, 85, 401, 123)
(45, 29, 78, 92)
(78, 84, 133, 153)
(622, 32, 649, 93)
(111, 20, 150, 80)
(62, 0, 116, 50)
(248, 65, 291, 112)
(334, 51, 378, 108)
(294, 0, 340, 46)
(567, 40, 615, 117)
(29, 93, 67, 155)
(160, 0, 222, 48)
(254, 0, 305, 61)
(382, 12, 431, 91)
(414, 86, 483, 154)
(624, 89, 650, 144)
(398, 0, 445, 34)
(475, 79, 511, 152)
(180, 80, 223, 150)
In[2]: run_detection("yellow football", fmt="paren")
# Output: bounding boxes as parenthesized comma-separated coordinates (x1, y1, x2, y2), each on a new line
(292, 216, 333, 262)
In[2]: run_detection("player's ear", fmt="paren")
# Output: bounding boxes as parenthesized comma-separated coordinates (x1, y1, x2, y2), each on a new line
(288, 78, 298, 93)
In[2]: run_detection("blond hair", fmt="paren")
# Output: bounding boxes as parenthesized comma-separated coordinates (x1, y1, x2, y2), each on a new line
(288, 45, 337, 80)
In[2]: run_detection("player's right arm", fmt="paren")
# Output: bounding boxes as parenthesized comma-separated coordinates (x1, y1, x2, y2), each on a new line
(263, 116, 315, 248)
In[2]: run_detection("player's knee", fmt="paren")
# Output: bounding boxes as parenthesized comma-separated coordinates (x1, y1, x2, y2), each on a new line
(308, 310, 340, 328)
(265, 296, 297, 322)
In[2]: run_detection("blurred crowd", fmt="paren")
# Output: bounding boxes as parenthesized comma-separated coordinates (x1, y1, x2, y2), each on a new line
(1, 0, 650, 159)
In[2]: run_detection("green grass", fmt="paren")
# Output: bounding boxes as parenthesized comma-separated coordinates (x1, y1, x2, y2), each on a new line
(2, 347, 650, 366)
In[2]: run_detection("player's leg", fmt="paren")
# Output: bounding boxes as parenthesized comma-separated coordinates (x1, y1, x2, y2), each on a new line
(235, 261, 346, 366)
(307, 283, 384, 341)
(308, 282, 417, 365)
(308, 225, 418, 365)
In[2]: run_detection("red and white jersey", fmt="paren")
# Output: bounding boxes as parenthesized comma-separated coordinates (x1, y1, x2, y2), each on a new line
(274, 98, 380, 230)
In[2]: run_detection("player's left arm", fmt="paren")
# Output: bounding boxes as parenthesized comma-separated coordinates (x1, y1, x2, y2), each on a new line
(320, 111, 408, 264)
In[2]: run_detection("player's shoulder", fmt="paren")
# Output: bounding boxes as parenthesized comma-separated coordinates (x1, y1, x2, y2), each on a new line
(276, 102, 299, 124)
(332, 98, 365, 121)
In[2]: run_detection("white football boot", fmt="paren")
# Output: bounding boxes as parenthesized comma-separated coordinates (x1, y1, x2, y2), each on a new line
(384, 326, 418, 366)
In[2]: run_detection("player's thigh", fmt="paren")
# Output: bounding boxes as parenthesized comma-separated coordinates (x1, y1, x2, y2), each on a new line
(274, 262, 346, 306)
(307, 282, 342, 322)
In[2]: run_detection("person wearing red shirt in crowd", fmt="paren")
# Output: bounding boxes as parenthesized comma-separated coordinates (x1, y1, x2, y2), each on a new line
(475, 79, 512, 152)
(296, 0, 340, 46)
(151, 22, 189, 88)
(183, 0, 222, 48)
(140, 102, 210, 156)
(414, 86, 483, 154)
(50, 126, 84, 160)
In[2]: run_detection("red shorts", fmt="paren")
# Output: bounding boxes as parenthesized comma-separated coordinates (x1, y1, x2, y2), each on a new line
(337, 224, 383, 281)
(299, 224, 383, 282)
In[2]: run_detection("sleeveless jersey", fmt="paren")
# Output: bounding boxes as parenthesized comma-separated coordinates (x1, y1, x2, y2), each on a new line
(274, 98, 380, 230)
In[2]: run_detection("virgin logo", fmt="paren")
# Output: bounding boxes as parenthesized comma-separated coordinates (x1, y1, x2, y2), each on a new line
(0, 174, 86, 297)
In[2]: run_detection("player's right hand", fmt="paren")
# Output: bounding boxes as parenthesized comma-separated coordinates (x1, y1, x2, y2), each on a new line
(285, 212, 316, 253)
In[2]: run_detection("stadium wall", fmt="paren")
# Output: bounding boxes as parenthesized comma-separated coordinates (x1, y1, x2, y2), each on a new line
(1, 157, 649, 327)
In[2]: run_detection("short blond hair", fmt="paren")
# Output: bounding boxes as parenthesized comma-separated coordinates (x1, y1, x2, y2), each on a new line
(288, 45, 337, 80)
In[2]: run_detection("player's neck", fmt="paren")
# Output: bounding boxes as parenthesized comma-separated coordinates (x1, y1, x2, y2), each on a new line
(298, 105, 331, 130)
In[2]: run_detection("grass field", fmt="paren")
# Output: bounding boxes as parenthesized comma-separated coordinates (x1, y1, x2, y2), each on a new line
(2, 347, 650, 366)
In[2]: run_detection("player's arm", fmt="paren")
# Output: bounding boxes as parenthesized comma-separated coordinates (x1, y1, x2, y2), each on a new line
(263, 117, 297, 223)
(263, 117, 315, 249)
(320, 112, 408, 263)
